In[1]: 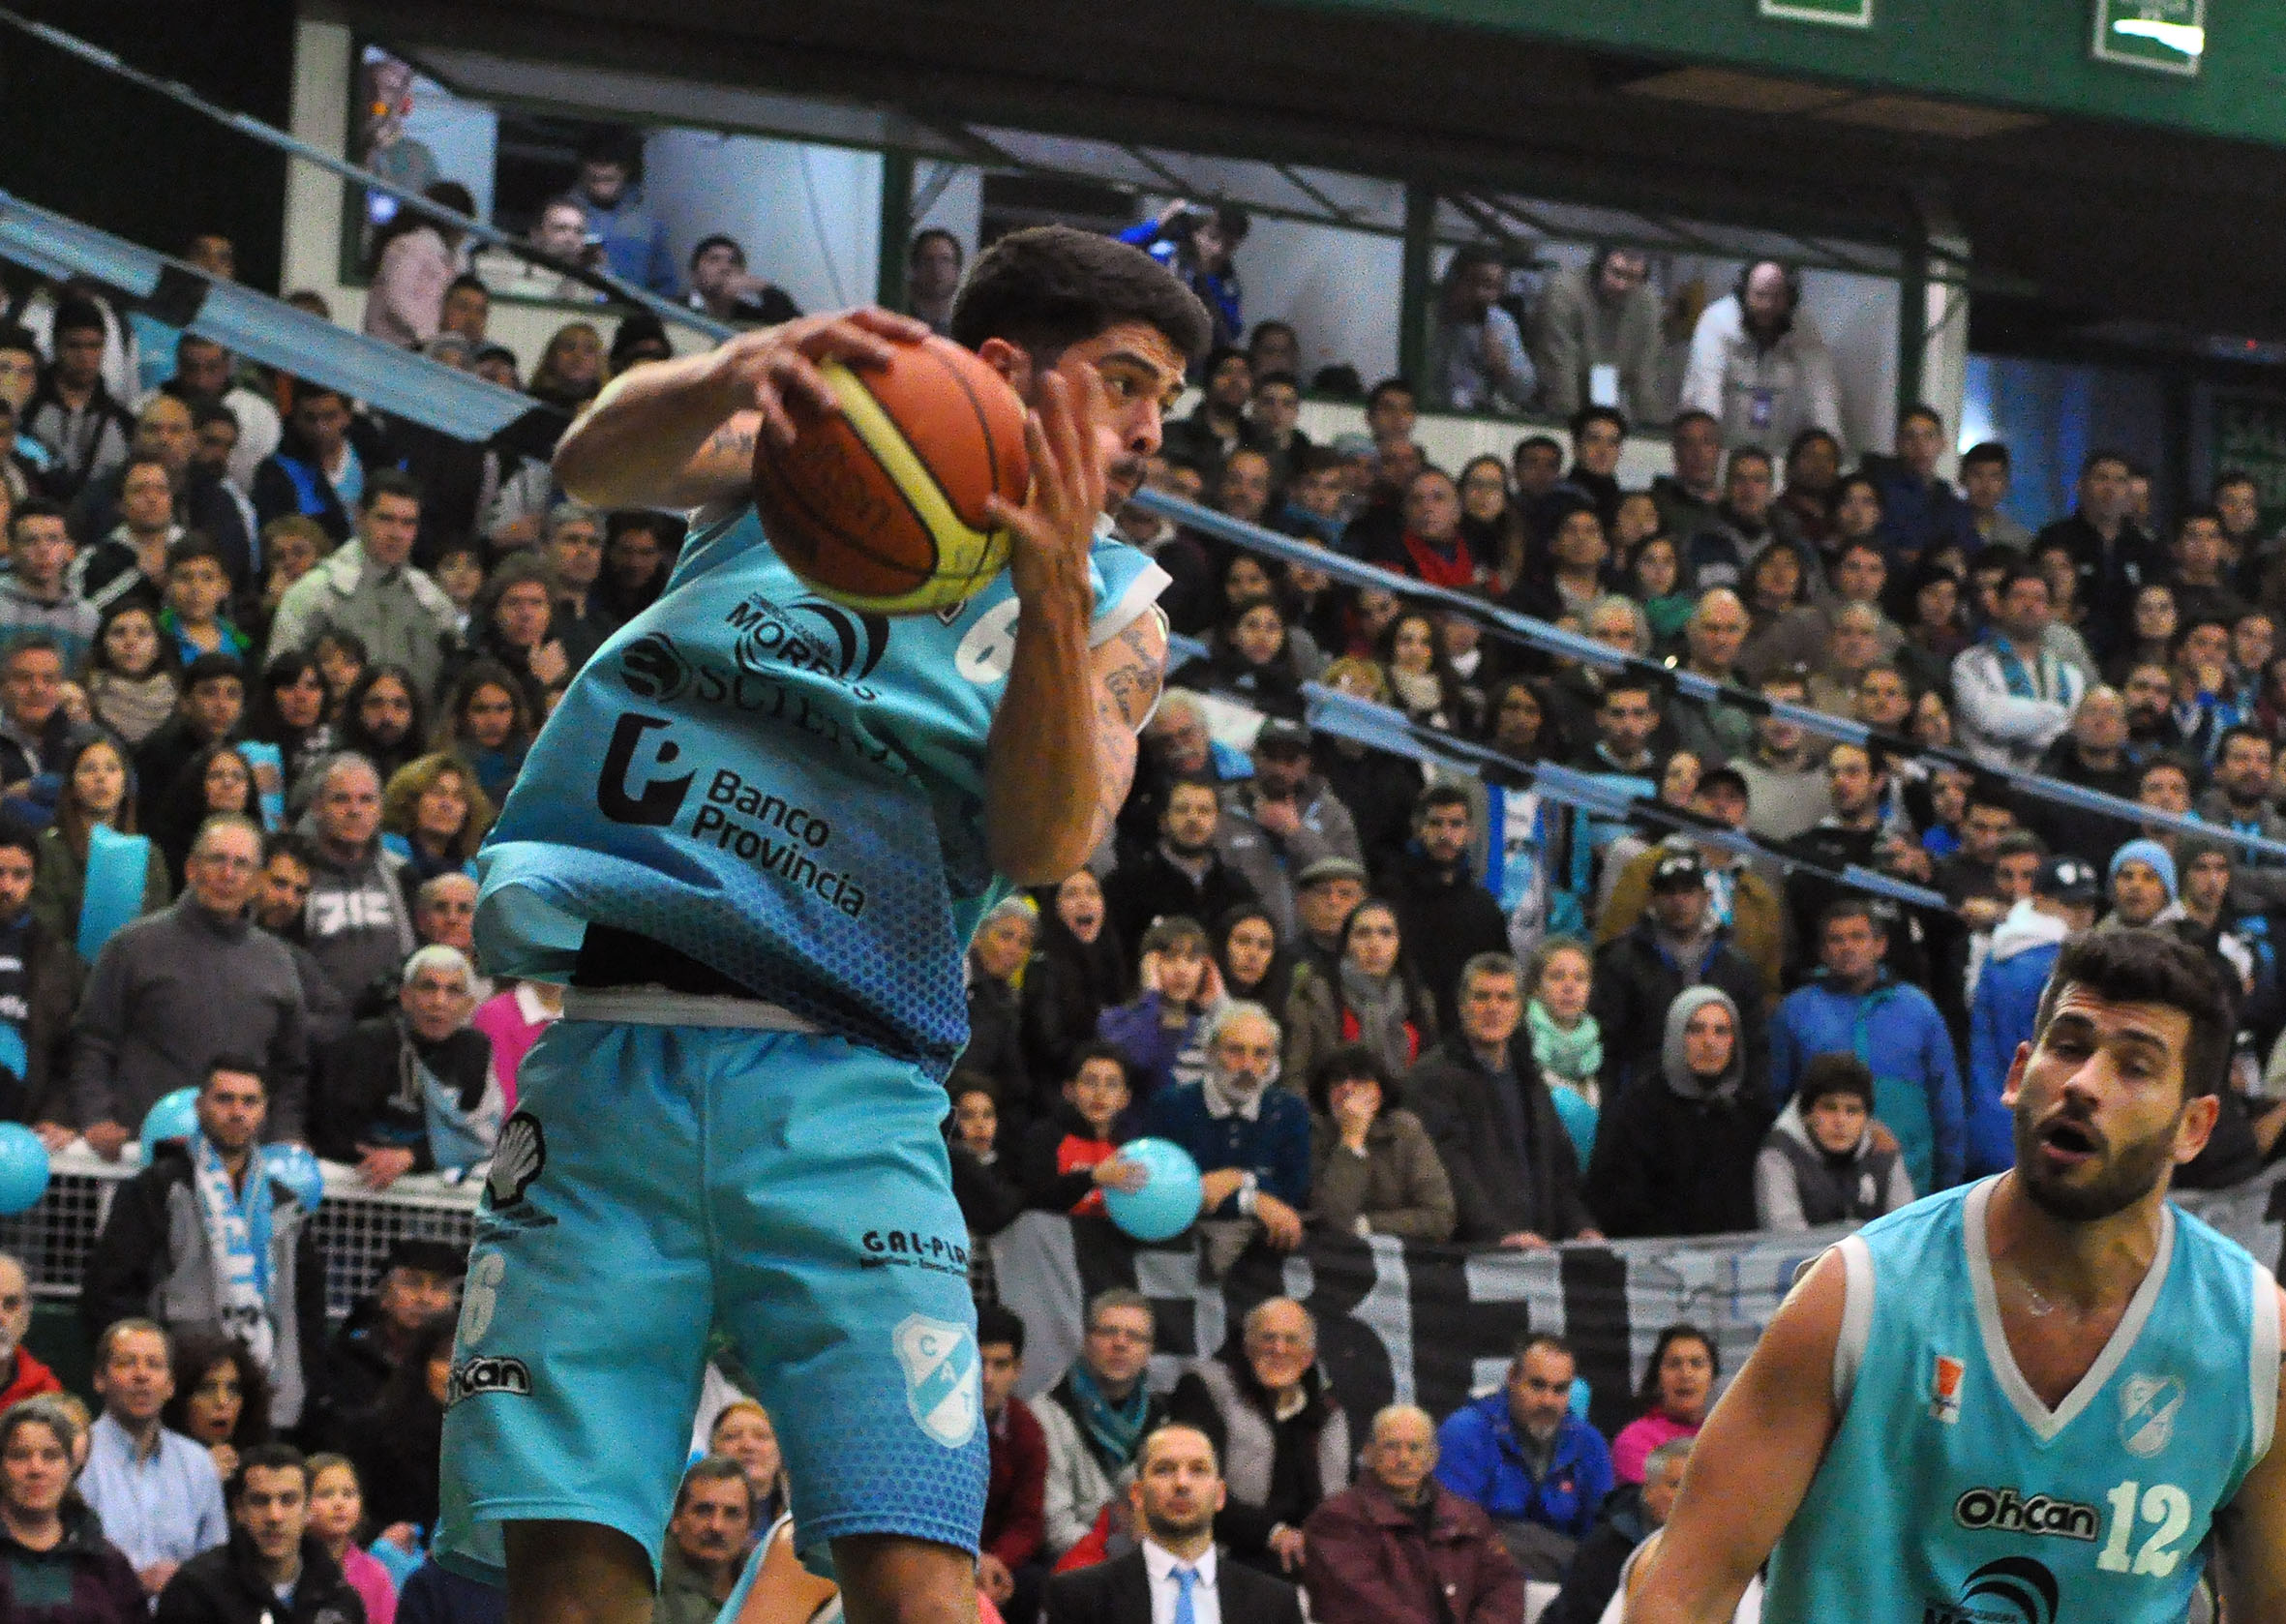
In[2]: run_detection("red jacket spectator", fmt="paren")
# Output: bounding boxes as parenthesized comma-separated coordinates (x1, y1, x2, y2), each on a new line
(983, 1395, 1047, 1572)
(0, 1345, 62, 1410)
(1303, 1472, 1523, 1624)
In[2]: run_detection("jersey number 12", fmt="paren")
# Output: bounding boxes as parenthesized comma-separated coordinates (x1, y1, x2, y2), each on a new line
(2096, 1481, 2192, 1578)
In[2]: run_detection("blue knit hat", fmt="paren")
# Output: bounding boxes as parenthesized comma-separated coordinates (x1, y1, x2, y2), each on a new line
(2108, 838, 2178, 901)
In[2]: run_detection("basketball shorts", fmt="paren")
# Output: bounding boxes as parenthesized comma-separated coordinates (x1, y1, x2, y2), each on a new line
(435, 1014, 987, 1582)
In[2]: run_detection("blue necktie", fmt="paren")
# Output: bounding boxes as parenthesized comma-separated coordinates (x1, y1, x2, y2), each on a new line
(1173, 1564, 1198, 1624)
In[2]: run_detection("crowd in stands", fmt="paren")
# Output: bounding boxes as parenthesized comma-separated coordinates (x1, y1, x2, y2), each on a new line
(0, 178, 2282, 1624)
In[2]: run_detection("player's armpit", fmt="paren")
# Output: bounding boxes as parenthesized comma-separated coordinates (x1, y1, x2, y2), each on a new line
(1627, 1247, 1849, 1624)
(2212, 1281, 2286, 1624)
(1085, 610, 1168, 847)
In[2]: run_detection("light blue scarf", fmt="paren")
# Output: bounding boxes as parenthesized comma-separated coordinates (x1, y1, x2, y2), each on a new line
(191, 1129, 276, 1368)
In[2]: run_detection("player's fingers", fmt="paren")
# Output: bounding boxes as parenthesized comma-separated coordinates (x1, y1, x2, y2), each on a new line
(751, 383, 800, 449)
(1072, 370, 1111, 515)
(845, 307, 932, 344)
(1022, 389, 1067, 516)
(1037, 374, 1088, 525)
(797, 320, 900, 371)
(762, 351, 840, 421)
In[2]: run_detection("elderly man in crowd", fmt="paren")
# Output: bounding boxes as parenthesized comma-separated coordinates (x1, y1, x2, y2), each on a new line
(654, 1458, 755, 1624)
(1034, 1289, 1169, 1561)
(313, 944, 500, 1188)
(1168, 1298, 1351, 1579)
(0, 1252, 58, 1408)
(1434, 1333, 1612, 1581)
(70, 815, 309, 1156)
(1140, 1002, 1309, 1268)
(1541, 1437, 1693, 1624)
(1304, 1403, 1522, 1624)
(81, 1061, 326, 1432)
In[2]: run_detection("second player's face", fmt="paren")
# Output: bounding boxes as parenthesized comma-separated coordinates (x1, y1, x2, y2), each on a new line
(1041, 320, 1189, 508)
(2004, 988, 2214, 1221)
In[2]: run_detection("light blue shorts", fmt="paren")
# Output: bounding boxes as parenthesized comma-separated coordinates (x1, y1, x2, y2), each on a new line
(435, 1018, 986, 1581)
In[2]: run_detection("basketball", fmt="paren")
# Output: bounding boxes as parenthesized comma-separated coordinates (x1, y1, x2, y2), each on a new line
(750, 335, 1031, 615)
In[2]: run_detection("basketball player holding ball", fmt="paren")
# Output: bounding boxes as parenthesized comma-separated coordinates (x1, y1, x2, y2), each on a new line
(436, 226, 1211, 1624)
(1632, 929, 2286, 1623)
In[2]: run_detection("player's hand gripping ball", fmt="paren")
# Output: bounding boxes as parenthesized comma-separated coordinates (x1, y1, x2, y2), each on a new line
(1102, 1137, 1206, 1243)
(751, 335, 1031, 616)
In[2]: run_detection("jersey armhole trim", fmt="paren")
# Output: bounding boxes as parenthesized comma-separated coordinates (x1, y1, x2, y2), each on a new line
(2250, 1260, 2279, 1464)
(1832, 1234, 1875, 1415)
(1089, 559, 1172, 648)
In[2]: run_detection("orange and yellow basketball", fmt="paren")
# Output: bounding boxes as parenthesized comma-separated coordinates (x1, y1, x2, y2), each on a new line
(750, 336, 1030, 615)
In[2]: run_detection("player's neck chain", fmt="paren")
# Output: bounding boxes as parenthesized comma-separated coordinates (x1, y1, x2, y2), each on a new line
(2001, 1261, 2101, 1322)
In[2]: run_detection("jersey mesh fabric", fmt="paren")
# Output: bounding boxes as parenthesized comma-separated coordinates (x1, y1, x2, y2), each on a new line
(475, 506, 1166, 1072)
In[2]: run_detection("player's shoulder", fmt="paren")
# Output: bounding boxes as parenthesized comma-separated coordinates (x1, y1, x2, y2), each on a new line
(2169, 1195, 2273, 1289)
(1848, 1178, 1979, 1280)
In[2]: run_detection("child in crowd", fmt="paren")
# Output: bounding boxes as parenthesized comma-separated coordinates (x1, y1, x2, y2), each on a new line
(159, 534, 251, 665)
(1755, 1051, 1913, 1231)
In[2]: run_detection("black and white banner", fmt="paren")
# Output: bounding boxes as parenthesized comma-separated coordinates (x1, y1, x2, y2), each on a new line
(996, 1167, 2286, 1441)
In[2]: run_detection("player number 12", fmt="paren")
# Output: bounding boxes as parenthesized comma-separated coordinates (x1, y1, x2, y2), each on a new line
(2096, 1481, 2192, 1578)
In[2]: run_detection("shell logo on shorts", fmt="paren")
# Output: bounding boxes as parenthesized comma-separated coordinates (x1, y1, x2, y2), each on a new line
(894, 1314, 980, 1450)
(488, 1114, 545, 1208)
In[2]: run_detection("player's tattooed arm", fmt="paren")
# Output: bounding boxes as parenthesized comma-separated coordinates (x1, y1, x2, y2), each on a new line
(1086, 610, 1168, 844)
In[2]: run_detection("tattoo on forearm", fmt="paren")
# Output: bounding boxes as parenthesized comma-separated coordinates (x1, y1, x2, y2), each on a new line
(700, 421, 756, 464)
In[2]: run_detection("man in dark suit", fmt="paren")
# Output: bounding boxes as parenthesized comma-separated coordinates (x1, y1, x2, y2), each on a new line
(1043, 1425, 1304, 1624)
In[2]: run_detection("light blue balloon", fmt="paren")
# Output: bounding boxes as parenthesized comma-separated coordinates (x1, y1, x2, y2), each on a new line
(260, 1143, 325, 1213)
(0, 1124, 48, 1215)
(1101, 1137, 1204, 1243)
(138, 1088, 200, 1159)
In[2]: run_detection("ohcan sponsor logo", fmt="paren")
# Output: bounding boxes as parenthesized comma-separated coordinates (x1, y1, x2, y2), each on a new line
(446, 1355, 532, 1406)
(1952, 1487, 2100, 1541)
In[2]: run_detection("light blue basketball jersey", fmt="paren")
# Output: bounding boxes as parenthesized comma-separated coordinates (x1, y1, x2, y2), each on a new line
(1764, 1177, 2278, 1624)
(475, 504, 1167, 1070)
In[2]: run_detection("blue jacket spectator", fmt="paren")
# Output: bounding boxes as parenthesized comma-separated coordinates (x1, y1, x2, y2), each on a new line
(569, 151, 677, 296)
(1433, 1348, 1611, 1542)
(1967, 864, 2102, 1177)
(1139, 1005, 1310, 1218)
(1771, 935, 1965, 1194)
(1118, 207, 1246, 353)
(1867, 463, 1978, 565)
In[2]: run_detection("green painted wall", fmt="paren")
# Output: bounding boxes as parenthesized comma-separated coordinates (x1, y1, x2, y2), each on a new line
(1283, 0, 2285, 147)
